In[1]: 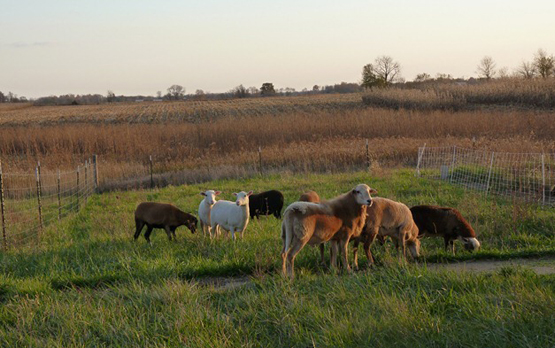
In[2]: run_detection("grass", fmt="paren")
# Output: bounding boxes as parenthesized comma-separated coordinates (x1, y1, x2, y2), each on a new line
(0, 170, 554, 347)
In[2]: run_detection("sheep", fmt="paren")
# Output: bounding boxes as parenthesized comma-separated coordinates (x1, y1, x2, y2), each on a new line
(133, 202, 197, 243)
(410, 205, 480, 253)
(210, 191, 253, 240)
(198, 190, 221, 237)
(299, 190, 320, 203)
(281, 184, 376, 279)
(248, 190, 284, 219)
(352, 197, 420, 270)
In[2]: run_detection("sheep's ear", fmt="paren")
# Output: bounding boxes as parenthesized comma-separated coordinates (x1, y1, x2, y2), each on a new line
(232, 192, 237, 196)
(215, 191, 222, 195)
(370, 188, 378, 194)
(200, 192, 206, 196)
(247, 191, 253, 196)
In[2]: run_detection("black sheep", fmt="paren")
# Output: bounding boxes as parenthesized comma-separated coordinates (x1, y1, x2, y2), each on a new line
(248, 190, 284, 219)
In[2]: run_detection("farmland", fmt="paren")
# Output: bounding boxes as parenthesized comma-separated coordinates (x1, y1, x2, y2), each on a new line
(1, 171, 554, 347)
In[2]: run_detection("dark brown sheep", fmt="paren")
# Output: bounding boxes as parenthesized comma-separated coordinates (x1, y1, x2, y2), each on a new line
(410, 205, 480, 253)
(299, 191, 320, 203)
(134, 202, 198, 243)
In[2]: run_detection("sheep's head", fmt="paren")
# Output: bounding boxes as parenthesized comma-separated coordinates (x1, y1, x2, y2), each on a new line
(352, 184, 378, 207)
(200, 190, 221, 206)
(460, 237, 481, 252)
(233, 191, 253, 206)
(186, 217, 198, 234)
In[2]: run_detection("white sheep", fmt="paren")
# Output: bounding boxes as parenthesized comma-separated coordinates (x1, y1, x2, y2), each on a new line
(210, 191, 252, 240)
(198, 190, 221, 237)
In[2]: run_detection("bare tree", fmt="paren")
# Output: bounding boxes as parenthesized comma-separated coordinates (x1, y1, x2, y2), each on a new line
(361, 56, 401, 88)
(477, 56, 496, 80)
(515, 61, 536, 79)
(167, 85, 185, 100)
(534, 49, 554, 78)
(414, 73, 431, 82)
(106, 90, 116, 103)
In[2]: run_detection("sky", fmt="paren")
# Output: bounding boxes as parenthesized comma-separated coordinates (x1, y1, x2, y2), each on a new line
(1, 0, 554, 99)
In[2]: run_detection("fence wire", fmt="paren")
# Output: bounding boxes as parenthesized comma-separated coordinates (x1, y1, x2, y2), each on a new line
(416, 145, 555, 205)
(0, 159, 97, 250)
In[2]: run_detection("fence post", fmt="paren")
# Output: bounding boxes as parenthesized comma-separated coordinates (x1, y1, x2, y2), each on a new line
(485, 152, 495, 196)
(542, 154, 546, 204)
(0, 160, 7, 251)
(149, 155, 154, 189)
(92, 154, 99, 192)
(57, 169, 62, 221)
(36, 166, 43, 236)
(449, 145, 457, 183)
(76, 166, 80, 211)
(415, 143, 426, 177)
(258, 146, 263, 175)
(84, 160, 88, 203)
(365, 139, 370, 172)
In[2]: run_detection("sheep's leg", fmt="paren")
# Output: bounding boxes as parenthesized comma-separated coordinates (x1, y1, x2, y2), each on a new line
(445, 237, 455, 254)
(230, 228, 236, 241)
(210, 223, 218, 239)
(164, 226, 173, 241)
(286, 237, 308, 279)
(330, 241, 339, 270)
(339, 238, 351, 273)
(398, 229, 407, 263)
(319, 244, 326, 266)
(144, 225, 154, 243)
(352, 238, 360, 271)
(171, 227, 177, 241)
(134, 220, 145, 240)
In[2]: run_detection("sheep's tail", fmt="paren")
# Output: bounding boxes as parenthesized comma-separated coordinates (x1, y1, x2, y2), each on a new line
(283, 201, 332, 216)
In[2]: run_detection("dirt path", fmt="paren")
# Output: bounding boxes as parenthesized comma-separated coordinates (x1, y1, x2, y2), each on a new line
(426, 257, 555, 275)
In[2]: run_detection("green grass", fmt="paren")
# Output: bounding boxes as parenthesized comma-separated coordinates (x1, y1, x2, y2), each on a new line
(1, 170, 554, 347)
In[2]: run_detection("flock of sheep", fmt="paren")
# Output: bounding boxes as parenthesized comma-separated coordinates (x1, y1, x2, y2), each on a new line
(133, 184, 481, 279)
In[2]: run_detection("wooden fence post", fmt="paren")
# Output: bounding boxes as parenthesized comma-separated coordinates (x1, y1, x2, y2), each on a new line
(485, 152, 495, 196)
(92, 154, 99, 192)
(542, 154, 546, 204)
(258, 146, 263, 175)
(57, 170, 62, 221)
(149, 155, 154, 189)
(36, 166, 43, 235)
(415, 143, 426, 177)
(76, 166, 80, 211)
(0, 160, 7, 250)
(449, 146, 457, 183)
(84, 160, 88, 203)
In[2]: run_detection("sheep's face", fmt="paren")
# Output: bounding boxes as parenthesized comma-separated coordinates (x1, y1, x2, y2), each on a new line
(200, 190, 221, 206)
(187, 218, 198, 234)
(233, 191, 253, 206)
(460, 237, 481, 251)
(352, 184, 378, 206)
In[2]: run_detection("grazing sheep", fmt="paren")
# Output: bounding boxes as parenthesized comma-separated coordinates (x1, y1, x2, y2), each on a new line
(299, 190, 320, 203)
(134, 202, 197, 243)
(198, 190, 221, 237)
(249, 190, 284, 219)
(352, 197, 420, 269)
(281, 184, 376, 279)
(410, 205, 480, 253)
(210, 191, 253, 240)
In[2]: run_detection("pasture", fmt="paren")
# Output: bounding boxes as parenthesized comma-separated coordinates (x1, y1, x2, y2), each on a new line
(1, 170, 554, 347)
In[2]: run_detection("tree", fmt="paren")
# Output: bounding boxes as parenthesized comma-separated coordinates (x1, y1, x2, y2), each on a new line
(232, 85, 249, 98)
(361, 56, 401, 88)
(260, 82, 275, 96)
(414, 73, 431, 82)
(515, 61, 536, 79)
(156, 91, 162, 99)
(534, 49, 554, 78)
(106, 90, 116, 102)
(476, 56, 496, 80)
(0, 91, 5, 103)
(312, 85, 320, 92)
(167, 85, 185, 100)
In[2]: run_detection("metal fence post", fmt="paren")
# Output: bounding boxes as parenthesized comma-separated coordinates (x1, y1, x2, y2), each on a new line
(449, 145, 457, 183)
(415, 143, 426, 177)
(0, 160, 7, 250)
(92, 154, 99, 192)
(149, 155, 154, 189)
(542, 154, 546, 204)
(36, 166, 43, 235)
(485, 152, 495, 196)
(258, 146, 263, 175)
(84, 160, 88, 203)
(365, 139, 370, 172)
(57, 170, 62, 221)
(76, 166, 80, 211)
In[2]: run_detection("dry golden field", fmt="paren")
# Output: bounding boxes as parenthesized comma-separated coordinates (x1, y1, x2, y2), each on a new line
(1, 91, 554, 189)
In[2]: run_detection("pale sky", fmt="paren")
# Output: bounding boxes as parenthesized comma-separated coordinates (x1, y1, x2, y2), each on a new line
(1, 0, 554, 99)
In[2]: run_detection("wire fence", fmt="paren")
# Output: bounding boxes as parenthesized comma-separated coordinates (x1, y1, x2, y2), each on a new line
(416, 145, 555, 205)
(0, 157, 98, 250)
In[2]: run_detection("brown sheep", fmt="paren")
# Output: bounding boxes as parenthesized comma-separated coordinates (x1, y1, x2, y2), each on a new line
(352, 197, 420, 269)
(299, 190, 320, 203)
(134, 202, 198, 243)
(410, 205, 480, 253)
(281, 184, 376, 279)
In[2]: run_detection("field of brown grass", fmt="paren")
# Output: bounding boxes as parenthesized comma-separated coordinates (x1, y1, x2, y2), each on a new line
(1, 92, 554, 190)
